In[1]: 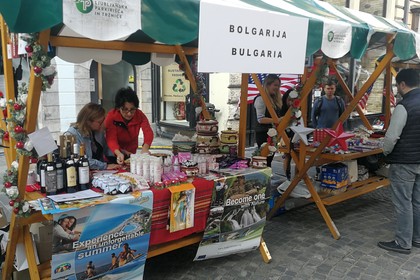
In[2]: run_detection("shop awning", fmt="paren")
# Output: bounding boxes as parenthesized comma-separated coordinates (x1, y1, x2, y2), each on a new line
(0, 0, 419, 65)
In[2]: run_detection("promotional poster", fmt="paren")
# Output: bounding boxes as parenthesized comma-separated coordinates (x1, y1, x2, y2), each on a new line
(169, 184, 195, 233)
(51, 191, 153, 280)
(195, 168, 271, 260)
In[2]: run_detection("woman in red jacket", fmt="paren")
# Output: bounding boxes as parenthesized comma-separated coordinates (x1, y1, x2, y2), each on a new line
(105, 87, 154, 164)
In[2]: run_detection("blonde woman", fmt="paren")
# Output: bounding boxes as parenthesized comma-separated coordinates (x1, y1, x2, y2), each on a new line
(67, 103, 120, 170)
(253, 74, 283, 166)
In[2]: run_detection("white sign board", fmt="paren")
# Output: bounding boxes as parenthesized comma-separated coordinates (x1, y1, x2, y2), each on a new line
(63, 0, 141, 41)
(198, 0, 308, 74)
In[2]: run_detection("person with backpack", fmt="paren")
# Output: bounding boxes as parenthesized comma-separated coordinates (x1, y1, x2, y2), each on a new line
(311, 79, 345, 129)
(311, 78, 345, 180)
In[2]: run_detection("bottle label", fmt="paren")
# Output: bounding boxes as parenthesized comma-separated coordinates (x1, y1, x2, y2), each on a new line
(40, 170, 46, 187)
(56, 169, 64, 190)
(46, 171, 57, 192)
(67, 166, 77, 187)
(78, 167, 90, 184)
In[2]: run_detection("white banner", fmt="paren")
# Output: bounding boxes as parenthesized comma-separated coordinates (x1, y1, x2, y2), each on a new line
(321, 21, 352, 59)
(63, 0, 141, 41)
(198, 0, 308, 74)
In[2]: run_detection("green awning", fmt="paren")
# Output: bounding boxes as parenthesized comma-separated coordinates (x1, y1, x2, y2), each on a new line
(0, 0, 418, 65)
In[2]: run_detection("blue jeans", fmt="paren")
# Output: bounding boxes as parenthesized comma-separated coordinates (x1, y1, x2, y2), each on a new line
(389, 163, 420, 249)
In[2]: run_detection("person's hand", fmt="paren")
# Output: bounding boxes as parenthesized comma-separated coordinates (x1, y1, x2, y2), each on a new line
(140, 149, 151, 155)
(107, 164, 121, 170)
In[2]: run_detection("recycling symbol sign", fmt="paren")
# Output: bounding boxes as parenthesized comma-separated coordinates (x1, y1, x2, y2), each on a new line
(172, 79, 187, 93)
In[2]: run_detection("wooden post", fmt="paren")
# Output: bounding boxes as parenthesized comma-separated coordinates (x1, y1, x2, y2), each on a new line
(0, 16, 17, 165)
(238, 74, 249, 158)
(174, 45, 211, 120)
(2, 29, 51, 280)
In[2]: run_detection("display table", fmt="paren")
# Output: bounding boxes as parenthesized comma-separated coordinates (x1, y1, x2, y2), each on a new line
(268, 147, 389, 239)
(11, 168, 271, 279)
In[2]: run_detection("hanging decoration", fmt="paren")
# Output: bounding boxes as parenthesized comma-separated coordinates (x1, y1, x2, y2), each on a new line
(290, 124, 315, 145)
(20, 33, 57, 91)
(2, 163, 32, 218)
(253, 127, 279, 157)
(287, 84, 303, 126)
(1, 83, 35, 218)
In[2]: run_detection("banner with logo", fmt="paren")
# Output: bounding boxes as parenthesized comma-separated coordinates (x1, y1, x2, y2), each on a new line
(63, 0, 141, 41)
(321, 21, 352, 59)
(194, 168, 271, 260)
(51, 191, 153, 280)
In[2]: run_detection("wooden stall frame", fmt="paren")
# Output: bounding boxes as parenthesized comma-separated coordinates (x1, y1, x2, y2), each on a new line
(249, 37, 396, 240)
(1, 24, 271, 280)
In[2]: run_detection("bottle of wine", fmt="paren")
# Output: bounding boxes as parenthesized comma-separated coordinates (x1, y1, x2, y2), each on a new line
(78, 144, 90, 191)
(56, 135, 66, 193)
(73, 143, 80, 163)
(39, 156, 48, 193)
(45, 153, 57, 195)
(66, 144, 79, 193)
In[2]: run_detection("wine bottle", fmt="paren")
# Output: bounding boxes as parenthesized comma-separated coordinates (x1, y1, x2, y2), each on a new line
(56, 135, 66, 193)
(39, 156, 48, 193)
(45, 153, 57, 195)
(66, 147, 78, 193)
(78, 144, 90, 191)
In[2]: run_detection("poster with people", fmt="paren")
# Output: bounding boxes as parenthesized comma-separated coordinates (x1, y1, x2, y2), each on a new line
(169, 183, 195, 233)
(51, 190, 153, 280)
(195, 168, 271, 260)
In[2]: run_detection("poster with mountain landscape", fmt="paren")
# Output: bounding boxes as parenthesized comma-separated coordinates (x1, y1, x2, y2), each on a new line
(195, 168, 271, 260)
(51, 190, 153, 280)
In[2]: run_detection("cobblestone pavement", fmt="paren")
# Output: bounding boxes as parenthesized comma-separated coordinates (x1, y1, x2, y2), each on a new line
(144, 187, 420, 280)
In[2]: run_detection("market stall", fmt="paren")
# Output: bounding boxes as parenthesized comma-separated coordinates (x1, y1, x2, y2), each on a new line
(1, 0, 420, 279)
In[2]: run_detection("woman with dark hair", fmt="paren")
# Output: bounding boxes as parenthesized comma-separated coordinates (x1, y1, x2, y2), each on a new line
(105, 87, 154, 164)
(253, 74, 283, 167)
(67, 103, 119, 170)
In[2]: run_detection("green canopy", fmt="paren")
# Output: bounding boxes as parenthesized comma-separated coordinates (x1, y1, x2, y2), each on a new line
(0, 0, 418, 65)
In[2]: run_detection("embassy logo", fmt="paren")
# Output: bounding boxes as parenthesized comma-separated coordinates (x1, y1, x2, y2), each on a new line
(75, 0, 93, 13)
(328, 31, 334, 42)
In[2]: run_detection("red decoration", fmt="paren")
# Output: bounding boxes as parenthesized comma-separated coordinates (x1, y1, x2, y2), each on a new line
(13, 208, 19, 214)
(14, 125, 24, 134)
(3, 131, 9, 141)
(0, 91, 3, 98)
(25, 45, 33, 53)
(2, 109, 7, 118)
(324, 122, 354, 150)
(33, 66, 42, 74)
(4, 182, 11, 188)
(16, 141, 24, 149)
(292, 99, 301, 108)
(9, 200, 14, 207)
(13, 103, 22, 111)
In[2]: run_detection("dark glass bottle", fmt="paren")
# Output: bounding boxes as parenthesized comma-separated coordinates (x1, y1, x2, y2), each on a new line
(39, 156, 48, 194)
(45, 153, 57, 195)
(65, 148, 78, 193)
(78, 144, 90, 191)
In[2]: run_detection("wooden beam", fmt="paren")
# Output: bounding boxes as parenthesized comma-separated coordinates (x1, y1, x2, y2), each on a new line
(0, 16, 16, 165)
(175, 46, 210, 120)
(238, 74, 249, 158)
(328, 60, 373, 130)
(50, 36, 198, 55)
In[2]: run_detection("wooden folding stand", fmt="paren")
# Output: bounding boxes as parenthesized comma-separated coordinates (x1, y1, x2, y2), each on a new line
(263, 38, 396, 239)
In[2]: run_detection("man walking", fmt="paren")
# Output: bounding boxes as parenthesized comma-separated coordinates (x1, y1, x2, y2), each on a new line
(378, 68, 420, 254)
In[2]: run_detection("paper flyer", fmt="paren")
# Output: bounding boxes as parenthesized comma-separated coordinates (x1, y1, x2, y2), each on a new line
(195, 168, 271, 260)
(169, 184, 195, 233)
(51, 190, 153, 280)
